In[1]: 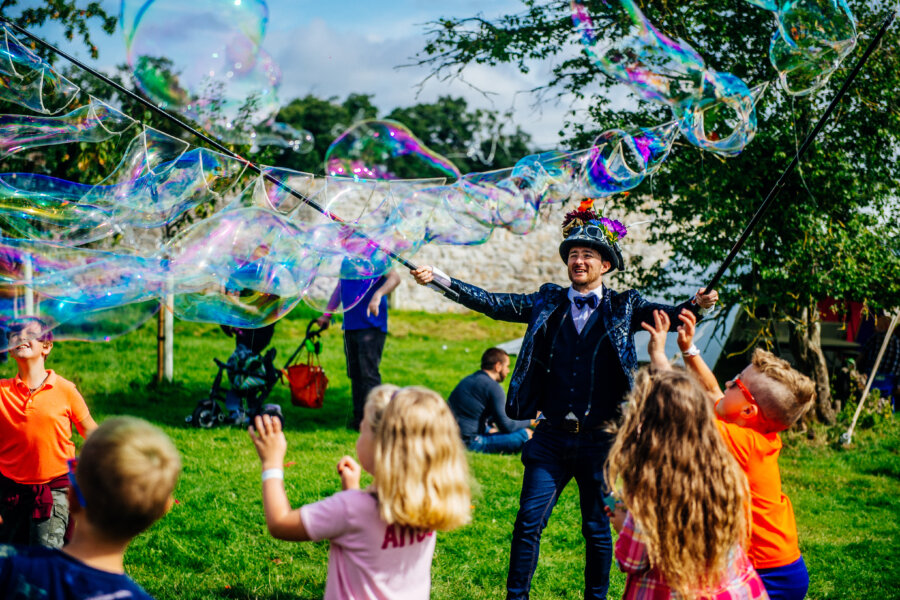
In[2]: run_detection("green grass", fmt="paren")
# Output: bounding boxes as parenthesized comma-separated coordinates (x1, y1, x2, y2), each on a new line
(7, 310, 899, 600)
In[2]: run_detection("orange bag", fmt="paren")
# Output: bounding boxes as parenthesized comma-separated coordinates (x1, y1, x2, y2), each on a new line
(284, 353, 328, 409)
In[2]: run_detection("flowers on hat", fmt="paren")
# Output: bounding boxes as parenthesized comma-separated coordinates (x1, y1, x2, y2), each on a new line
(561, 198, 627, 243)
(599, 217, 627, 242)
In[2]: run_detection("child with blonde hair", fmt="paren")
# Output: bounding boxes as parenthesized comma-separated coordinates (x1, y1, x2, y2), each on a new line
(0, 416, 181, 599)
(671, 309, 815, 600)
(248, 384, 471, 600)
(602, 312, 769, 599)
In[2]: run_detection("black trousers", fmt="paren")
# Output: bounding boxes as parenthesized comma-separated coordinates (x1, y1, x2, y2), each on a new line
(343, 328, 386, 429)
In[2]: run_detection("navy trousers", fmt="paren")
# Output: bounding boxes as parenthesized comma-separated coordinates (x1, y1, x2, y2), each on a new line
(506, 427, 613, 600)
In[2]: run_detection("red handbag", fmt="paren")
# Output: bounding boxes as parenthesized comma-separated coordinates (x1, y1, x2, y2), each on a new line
(284, 353, 328, 409)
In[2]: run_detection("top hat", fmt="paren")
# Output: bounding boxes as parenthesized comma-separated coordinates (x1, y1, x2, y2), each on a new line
(558, 199, 626, 272)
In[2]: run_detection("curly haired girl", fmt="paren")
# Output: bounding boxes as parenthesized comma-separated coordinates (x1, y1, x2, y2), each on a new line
(605, 367, 769, 599)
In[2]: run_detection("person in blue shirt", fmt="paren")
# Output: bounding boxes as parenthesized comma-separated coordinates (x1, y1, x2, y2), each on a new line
(0, 416, 180, 600)
(315, 269, 401, 430)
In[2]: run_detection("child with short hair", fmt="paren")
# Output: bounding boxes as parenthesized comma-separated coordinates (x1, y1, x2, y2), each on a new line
(0, 316, 98, 547)
(248, 384, 471, 600)
(664, 308, 815, 600)
(605, 361, 768, 599)
(0, 416, 182, 599)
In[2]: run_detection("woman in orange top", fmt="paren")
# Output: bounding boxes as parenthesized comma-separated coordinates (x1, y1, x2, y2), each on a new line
(0, 317, 97, 547)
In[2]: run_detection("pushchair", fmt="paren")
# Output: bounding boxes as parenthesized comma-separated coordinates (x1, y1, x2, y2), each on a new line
(186, 321, 325, 428)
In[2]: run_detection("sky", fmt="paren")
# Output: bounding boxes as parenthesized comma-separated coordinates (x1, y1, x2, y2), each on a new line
(27, 0, 598, 151)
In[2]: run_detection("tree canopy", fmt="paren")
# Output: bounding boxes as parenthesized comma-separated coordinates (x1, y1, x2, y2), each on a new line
(419, 0, 900, 421)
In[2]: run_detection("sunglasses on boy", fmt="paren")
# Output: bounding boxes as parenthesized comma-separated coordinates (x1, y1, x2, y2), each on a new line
(726, 375, 772, 424)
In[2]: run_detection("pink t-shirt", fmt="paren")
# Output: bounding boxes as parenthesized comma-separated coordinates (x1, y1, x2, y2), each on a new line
(300, 489, 436, 600)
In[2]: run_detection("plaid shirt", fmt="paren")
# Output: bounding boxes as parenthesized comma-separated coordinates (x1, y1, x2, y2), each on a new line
(859, 332, 900, 377)
(616, 513, 770, 600)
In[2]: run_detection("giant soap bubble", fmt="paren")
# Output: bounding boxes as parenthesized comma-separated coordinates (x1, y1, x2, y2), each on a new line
(120, 0, 313, 152)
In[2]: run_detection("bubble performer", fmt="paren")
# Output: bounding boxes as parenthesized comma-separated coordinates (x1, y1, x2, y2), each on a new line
(411, 198, 718, 600)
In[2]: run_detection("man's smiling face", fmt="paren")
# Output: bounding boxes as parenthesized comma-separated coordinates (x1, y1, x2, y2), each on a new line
(567, 246, 610, 291)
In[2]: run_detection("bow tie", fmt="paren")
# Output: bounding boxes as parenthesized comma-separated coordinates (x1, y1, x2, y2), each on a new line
(572, 295, 599, 310)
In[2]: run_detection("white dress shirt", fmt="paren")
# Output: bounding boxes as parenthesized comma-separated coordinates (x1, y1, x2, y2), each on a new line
(567, 287, 602, 334)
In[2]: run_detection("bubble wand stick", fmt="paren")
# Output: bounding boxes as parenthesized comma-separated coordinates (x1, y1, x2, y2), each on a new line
(0, 16, 460, 301)
(703, 9, 897, 295)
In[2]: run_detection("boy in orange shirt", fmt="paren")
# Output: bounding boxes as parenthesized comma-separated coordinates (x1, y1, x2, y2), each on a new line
(0, 317, 98, 547)
(654, 308, 815, 600)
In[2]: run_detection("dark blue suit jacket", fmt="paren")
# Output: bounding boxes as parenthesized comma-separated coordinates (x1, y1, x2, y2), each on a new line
(448, 278, 700, 419)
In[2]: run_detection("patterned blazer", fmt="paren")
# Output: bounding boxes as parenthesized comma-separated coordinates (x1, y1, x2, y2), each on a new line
(448, 278, 700, 420)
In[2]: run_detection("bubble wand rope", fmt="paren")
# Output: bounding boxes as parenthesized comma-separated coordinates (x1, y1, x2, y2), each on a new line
(0, 17, 460, 301)
(703, 9, 897, 294)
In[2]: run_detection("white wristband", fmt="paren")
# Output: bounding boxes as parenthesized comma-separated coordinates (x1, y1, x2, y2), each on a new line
(682, 344, 701, 358)
(261, 468, 284, 482)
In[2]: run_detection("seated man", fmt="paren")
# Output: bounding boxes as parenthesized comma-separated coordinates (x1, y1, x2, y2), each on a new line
(448, 348, 532, 454)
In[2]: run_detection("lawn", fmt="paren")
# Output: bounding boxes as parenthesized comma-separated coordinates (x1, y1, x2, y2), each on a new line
(6, 309, 898, 600)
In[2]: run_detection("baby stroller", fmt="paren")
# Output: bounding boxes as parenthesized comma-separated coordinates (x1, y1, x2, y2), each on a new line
(186, 321, 324, 428)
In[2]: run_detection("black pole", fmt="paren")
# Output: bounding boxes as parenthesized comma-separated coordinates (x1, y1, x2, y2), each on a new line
(703, 10, 897, 293)
(0, 17, 459, 300)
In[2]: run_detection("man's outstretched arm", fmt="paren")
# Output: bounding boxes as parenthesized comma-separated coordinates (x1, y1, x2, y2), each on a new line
(411, 266, 535, 323)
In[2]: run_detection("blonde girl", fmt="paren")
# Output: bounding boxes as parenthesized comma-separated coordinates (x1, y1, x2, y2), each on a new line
(248, 384, 470, 600)
(606, 368, 769, 599)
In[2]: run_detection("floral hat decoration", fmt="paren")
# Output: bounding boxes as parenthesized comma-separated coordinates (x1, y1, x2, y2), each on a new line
(559, 198, 627, 271)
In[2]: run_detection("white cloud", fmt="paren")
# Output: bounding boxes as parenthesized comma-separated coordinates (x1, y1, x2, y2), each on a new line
(266, 18, 587, 150)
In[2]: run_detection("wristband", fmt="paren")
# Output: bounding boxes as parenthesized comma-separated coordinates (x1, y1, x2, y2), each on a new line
(682, 344, 701, 358)
(261, 468, 284, 482)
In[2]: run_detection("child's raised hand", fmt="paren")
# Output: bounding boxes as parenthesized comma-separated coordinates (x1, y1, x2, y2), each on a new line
(676, 308, 697, 352)
(248, 414, 287, 470)
(337, 456, 362, 491)
(641, 309, 671, 362)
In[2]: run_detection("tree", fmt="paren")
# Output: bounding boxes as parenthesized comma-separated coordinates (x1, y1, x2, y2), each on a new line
(274, 93, 379, 174)
(386, 96, 531, 175)
(0, 0, 117, 60)
(276, 94, 532, 178)
(417, 0, 900, 422)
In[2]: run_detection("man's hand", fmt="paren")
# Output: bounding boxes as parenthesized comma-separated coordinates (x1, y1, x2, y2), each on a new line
(640, 309, 671, 369)
(694, 287, 719, 310)
(676, 309, 698, 352)
(367, 293, 382, 318)
(410, 266, 434, 286)
(337, 456, 362, 491)
(248, 414, 287, 471)
(314, 315, 331, 330)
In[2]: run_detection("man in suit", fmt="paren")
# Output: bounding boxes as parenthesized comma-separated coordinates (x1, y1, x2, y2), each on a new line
(412, 202, 717, 599)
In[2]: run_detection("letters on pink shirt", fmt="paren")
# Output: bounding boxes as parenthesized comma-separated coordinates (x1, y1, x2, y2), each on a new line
(381, 525, 433, 549)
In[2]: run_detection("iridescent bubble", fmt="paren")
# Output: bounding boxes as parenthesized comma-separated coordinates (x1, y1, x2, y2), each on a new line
(675, 74, 763, 157)
(769, 32, 843, 96)
(577, 125, 678, 196)
(0, 97, 136, 157)
(743, 0, 778, 9)
(775, 0, 857, 53)
(300, 272, 375, 315)
(0, 173, 114, 243)
(120, 0, 312, 151)
(571, 0, 706, 108)
(165, 207, 313, 326)
(0, 24, 80, 115)
(743, 0, 858, 96)
(325, 120, 462, 180)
